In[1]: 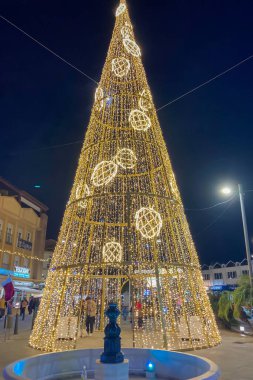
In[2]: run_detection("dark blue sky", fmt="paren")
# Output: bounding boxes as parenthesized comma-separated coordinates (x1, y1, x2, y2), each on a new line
(1, 0, 253, 264)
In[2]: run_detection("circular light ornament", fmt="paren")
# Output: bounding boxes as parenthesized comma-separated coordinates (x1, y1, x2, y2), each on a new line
(135, 207, 162, 239)
(75, 183, 90, 209)
(123, 38, 141, 57)
(121, 23, 132, 39)
(115, 148, 137, 169)
(94, 87, 104, 111)
(112, 57, 130, 78)
(138, 89, 152, 112)
(116, 3, 126, 17)
(129, 109, 151, 131)
(91, 161, 118, 187)
(103, 241, 123, 263)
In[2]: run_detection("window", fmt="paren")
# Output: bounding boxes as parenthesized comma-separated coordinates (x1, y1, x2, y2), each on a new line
(26, 231, 32, 242)
(227, 271, 237, 279)
(203, 273, 210, 280)
(242, 270, 249, 276)
(17, 228, 23, 247)
(14, 255, 20, 267)
(23, 258, 29, 268)
(214, 272, 223, 280)
(0, 219, 3, 240)
(2, 252, 9, 268)
(6, 223, 13, 244)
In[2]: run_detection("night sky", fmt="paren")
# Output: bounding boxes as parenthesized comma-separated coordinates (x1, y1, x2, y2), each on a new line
(1, 0, 253, 265)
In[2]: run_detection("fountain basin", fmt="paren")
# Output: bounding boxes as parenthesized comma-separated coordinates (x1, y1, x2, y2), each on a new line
(3, 348, 220, 380)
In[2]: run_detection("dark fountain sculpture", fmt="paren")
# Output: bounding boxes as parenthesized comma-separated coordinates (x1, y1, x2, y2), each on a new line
(100, 302, 124, 364)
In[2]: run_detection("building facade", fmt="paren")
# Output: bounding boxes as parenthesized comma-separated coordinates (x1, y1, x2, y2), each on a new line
(0, 177, 48, 291)
(202, 258, 253, 291)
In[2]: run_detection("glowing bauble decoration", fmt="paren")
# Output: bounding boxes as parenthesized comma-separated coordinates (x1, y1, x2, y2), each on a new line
(112, 57, 130, 78)
(121, 23, 132, 39)
(135, 207, 162, 239)
(91, 161, 118, 187)
(138, 89, 152, 112)
(115, 148, 137, 169)
(94, 87, 104, 111)
(75, 183, 90, 209)
(116, 3, 126, 17)
(123, 38, 141, 57)
(129, 109, 151, 131)
(103, 241, 123, 262)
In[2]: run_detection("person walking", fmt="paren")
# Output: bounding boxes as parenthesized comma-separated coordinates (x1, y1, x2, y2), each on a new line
(0, 296, 6, 319)
(20, 298, 28, 320)
(85, 296, 96, 336)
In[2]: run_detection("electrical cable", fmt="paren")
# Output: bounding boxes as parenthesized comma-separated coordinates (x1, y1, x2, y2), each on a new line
(193, 197, 236, 237)
(9, 140, 83, 156)
(185, 195, 236, 211)
(0, 14, 99, 85)
(156, 54, 253, 111)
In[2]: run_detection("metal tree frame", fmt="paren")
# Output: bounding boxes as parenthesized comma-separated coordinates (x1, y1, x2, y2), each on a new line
(30, 0, 221, 352)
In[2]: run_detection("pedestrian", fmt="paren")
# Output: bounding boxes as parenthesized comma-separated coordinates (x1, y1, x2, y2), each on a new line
(0, 296, 6, 319)
(85, 296, 96, 336)
(20, 298, 28, 320)
(122, 305, 128, 321)
(28, 296, 35, 315)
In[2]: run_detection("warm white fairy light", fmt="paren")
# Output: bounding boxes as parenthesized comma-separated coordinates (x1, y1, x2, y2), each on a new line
(116, 3, 126, 17)
(91, 161, 118, 187)
(112, 57, 131, 77)
(30, 0, 221, 354)
(94, 87, 104, 111)
(121, 23, 133, 39)
(129, 109, 151, 131)
(75, 183, 90, 209)
(135, 207, 162, 239)
(115, 148, 137, 169)
(138, 89, 152, 112)
(123, 38, 141, 57)
(103, 241, 123, 262)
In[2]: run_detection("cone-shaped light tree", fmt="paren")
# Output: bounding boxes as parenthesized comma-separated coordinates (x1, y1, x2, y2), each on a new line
(30, 0, 221, 352)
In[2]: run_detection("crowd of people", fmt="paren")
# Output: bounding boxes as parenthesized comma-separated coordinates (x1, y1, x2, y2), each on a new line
(0, 295, 41, 323)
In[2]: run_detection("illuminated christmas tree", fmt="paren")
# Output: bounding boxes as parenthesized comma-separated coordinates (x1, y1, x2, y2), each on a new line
(30, 0, 221, 352)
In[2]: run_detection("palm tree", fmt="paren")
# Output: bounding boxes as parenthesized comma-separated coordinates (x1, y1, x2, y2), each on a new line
(233, 276, 253, 319)
(217, 276, 253, 324)
(218, 291, 233, 322)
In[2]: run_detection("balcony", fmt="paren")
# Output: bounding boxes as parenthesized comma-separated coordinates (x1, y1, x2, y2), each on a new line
(17, 238, 32, 251)
(5, 233, 13, 245)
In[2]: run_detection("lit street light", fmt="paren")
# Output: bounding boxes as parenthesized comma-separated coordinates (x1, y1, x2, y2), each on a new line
(220, 184, 253, 287)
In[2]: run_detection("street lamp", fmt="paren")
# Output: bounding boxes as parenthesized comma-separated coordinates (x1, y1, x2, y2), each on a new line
(220, 184, 252, 287)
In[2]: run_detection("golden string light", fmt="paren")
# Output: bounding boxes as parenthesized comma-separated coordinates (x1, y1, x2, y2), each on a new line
(112, 57, 131, 77)
(135, 207, 162, 239)
(30, 0, 221, 353)
(0, 248, 49, 262)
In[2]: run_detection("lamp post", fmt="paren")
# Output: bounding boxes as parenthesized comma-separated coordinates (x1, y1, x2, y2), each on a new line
(221, 184, 253, 287)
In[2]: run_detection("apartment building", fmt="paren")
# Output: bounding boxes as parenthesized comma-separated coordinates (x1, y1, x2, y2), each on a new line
(0, 177, 48, 289)
(42, 239, 56, 280)
(202, 258, 253, 291)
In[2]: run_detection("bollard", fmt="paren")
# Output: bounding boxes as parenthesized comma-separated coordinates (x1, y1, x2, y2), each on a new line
(14, 313, 19, 335)
(3, 315, 7, 329)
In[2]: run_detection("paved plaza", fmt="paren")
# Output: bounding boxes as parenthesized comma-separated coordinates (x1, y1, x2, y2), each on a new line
(0, 315, 253, 380)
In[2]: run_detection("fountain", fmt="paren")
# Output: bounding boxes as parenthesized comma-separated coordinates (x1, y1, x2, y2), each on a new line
(3, 303, 220, 380)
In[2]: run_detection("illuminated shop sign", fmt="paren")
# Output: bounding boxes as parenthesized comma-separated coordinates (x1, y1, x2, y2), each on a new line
(0, 266, 30, 279)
